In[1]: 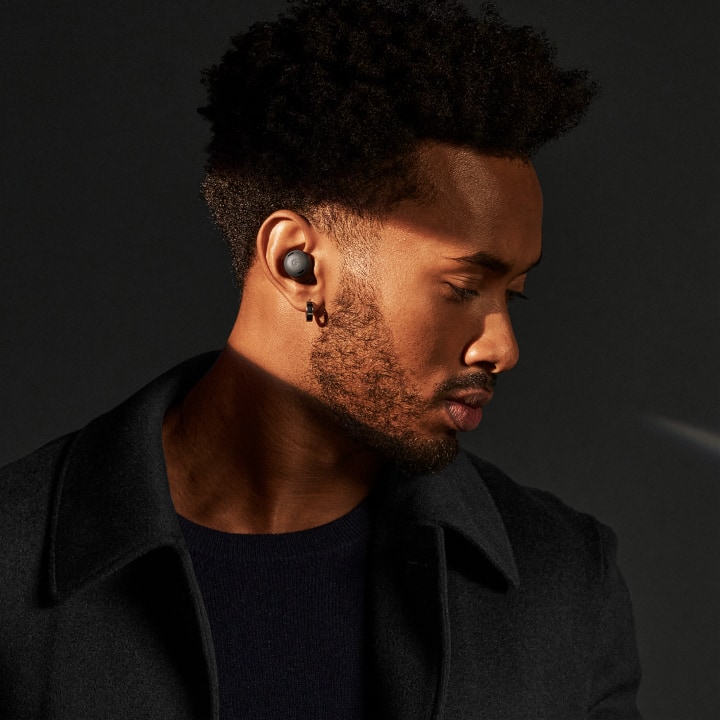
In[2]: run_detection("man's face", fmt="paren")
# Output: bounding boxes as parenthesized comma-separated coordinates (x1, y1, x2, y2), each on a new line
(308, 145, 543, 475)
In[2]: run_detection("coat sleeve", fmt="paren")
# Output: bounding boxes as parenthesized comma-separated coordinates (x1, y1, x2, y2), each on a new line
(586, 521, 643, 719)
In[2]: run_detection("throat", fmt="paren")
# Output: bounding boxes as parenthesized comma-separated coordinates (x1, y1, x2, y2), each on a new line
(161, 349, 380, 534)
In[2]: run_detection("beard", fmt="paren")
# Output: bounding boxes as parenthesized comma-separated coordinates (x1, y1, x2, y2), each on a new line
(307, 275, 459, 476)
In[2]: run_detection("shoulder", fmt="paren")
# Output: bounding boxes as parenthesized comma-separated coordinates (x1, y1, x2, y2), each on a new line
(0, 352, 218, 522)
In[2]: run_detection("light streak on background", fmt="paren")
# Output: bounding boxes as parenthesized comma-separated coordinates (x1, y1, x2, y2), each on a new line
(645, 415, 720, 459)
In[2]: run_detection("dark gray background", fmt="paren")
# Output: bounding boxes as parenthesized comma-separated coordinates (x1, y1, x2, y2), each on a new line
(1, 1, 718, 717)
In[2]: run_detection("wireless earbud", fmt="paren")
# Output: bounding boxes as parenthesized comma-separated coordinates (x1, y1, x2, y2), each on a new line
(283, 250, 314, 282)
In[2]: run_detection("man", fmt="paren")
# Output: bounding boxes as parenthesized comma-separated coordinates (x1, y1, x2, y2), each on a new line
(0, 0, 642, 718)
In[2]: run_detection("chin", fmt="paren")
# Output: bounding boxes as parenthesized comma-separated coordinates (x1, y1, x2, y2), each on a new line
(389, 437, 460, 476)
(359, 423, 460, 476)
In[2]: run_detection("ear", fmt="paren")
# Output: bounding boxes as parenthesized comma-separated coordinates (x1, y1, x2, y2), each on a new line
(255, 210, 331, 315)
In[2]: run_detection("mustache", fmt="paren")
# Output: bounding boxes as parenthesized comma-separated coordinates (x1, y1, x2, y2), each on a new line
(435, 371, 496, 396)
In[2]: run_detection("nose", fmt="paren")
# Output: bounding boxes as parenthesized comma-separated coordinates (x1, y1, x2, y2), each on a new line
(462, 308, 520, 374)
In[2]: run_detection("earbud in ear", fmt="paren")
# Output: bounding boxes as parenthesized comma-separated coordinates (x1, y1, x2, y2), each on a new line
(283, 250, 314, 282)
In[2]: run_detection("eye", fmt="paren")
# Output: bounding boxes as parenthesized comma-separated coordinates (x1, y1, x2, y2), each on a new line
(446, 284, 480, 302)
(507, 290, 529, 303)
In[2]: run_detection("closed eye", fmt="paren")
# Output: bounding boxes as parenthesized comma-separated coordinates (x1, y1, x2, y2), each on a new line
(507, 290, 529, 302)
(447, 284, 480, 302)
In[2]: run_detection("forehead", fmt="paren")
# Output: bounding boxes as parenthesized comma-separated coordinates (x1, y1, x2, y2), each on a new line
(381, 143, 543, 264)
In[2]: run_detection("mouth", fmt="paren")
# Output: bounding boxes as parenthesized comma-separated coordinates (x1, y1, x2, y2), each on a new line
(443, 390, 492, 432)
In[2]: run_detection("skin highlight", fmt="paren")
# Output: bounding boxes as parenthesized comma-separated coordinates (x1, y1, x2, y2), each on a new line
(162, 143, 543, 534)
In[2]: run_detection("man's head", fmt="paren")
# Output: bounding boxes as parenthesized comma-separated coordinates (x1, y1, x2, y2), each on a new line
(224, 143, 542, 475)
(206, 0, 594, 474)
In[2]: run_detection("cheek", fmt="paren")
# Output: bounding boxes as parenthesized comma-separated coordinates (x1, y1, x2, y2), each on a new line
(372, 256, 470, 377)
(381, 286, 464, 378)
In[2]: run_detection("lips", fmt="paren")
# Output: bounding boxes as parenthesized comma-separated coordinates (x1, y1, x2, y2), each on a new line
(444, 390, 492, 432)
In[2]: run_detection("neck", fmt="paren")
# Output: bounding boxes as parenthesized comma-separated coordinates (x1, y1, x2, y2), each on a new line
(162, 347, 381, 534)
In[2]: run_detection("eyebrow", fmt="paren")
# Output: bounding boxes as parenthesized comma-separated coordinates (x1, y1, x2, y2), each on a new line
(449, 250, 542, 276)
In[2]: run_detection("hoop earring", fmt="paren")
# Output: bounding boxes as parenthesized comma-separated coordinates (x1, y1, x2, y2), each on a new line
(306, 301, 314, 322)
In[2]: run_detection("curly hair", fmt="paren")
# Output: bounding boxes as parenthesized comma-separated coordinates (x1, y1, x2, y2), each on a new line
(199, 0, 597, 288)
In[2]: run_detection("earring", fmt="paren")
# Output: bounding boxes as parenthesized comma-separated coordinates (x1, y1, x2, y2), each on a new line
(306, 301, 314, 322)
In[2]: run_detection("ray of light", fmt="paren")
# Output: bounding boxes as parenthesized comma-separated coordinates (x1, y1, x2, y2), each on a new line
(645, 415, 720, 457)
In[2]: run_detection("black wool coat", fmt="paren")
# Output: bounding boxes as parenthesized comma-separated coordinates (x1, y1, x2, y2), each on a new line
(0, 354, 642, 719)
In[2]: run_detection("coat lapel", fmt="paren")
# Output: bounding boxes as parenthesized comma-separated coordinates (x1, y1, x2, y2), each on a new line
(364, 514, 450, 720)
(46, 353, 221, 718)
(365, 452, 519, 719)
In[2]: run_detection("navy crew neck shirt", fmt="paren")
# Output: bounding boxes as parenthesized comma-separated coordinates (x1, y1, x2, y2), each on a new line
(179, 500, 369, 720)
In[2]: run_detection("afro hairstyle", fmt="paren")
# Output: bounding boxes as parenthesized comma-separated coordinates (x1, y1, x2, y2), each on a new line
(199, 0, 598, 288)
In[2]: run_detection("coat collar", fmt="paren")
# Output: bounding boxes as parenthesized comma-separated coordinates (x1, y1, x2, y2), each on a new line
(373, 453, 520, 589)
(48, 352, 518, 600)
(48, 353, 218, 600)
